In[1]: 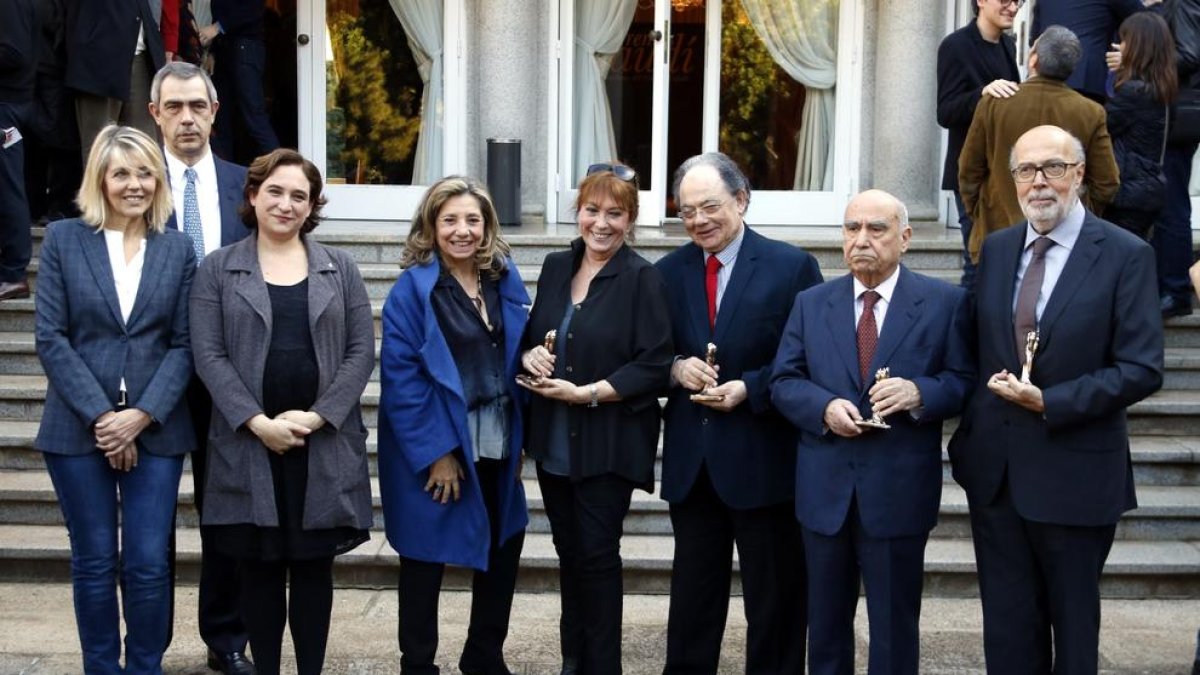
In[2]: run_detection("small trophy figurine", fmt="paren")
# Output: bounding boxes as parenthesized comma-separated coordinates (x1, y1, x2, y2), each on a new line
(1020, 330, 1039, 384)
(689, 342, 725, 402)
(517, 330, 558, 386)
(855, 367, 892, 429)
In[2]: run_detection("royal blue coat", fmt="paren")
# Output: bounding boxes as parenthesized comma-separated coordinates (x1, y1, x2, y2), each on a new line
(377, 257, 530, 571)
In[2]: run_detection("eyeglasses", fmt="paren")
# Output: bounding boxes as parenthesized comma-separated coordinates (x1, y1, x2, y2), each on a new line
(1010, 161, 1079, 183)
(994, 0, 1024, 7)
(678, 198, 727, 221)
(586, 163, 637, 182)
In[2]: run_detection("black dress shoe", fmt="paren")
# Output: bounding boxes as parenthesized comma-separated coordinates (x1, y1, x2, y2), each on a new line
(0, 280, 29, 301)
(1162, 294, 1194, 319)
(459, 661, 515, 675)
(559, 657, 580, 675)
(207, 648, 256, 675)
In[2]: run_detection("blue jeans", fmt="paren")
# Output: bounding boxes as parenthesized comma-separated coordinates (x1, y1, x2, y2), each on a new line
(953, 191, 977, 292)
(1156, 142, 1199, 301)
(44, 450, 183, 675)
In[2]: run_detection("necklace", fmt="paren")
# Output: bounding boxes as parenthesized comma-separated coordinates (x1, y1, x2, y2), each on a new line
(469, 269, 492, 331)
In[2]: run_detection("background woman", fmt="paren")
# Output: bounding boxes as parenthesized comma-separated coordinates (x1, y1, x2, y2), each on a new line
(518, 163, 673, 674)
(378, 176, 530, 675)
(190, 148, 374, 675)
(35, 124, 195, 674)
(1104, 11, 1178, 239)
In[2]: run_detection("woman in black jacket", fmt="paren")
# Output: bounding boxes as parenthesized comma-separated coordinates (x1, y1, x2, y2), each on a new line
(518, 163, 673, 674)
(1105, 11, 1179, 238)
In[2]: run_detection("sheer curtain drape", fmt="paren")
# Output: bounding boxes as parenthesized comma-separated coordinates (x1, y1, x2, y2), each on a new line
(739, 0, 839, 191)
(573, 0, 638, 184)
(389, 0, 443, 184)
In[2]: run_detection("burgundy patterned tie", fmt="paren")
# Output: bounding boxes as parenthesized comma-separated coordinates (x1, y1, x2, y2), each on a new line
(857, 290, 880, 384)
(1014, 237, 1055, 362)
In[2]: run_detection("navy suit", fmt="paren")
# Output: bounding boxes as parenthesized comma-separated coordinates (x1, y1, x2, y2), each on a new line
(1031, 0, 1146, 102)
(771, 266, 974, 675)
(163, 152, 251, 658)
(655, 227, 822, 674)
(949, 212, 1162, 674)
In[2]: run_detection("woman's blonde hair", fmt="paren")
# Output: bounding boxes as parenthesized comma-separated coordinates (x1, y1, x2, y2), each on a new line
(76, 125, 173, 233)
(401, 176, 511, 277)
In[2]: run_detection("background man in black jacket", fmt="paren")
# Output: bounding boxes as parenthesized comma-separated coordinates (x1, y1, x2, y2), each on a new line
(200, 0, 280, 162)
(0, 0, 39, 301)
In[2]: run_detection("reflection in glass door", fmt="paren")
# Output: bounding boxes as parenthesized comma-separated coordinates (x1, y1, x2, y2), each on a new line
(299, 0, 463, 220)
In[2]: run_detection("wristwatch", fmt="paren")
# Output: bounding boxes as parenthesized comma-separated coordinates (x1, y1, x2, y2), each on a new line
(588, 383, 599, 408)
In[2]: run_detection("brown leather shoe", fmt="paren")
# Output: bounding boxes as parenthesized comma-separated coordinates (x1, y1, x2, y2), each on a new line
(0, 281, 29, 301)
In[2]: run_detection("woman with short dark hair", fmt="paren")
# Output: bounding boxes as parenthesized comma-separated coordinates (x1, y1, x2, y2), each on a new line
(190, 148, 374, 675)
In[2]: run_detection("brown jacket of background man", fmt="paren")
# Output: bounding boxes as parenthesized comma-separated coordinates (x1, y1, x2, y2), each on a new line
(957, 76, 1119, 262)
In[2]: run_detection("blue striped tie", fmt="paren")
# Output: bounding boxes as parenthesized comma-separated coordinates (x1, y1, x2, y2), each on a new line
(183, 167, 205, 264)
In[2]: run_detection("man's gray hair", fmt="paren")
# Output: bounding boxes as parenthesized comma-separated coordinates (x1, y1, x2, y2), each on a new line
(1033, 26, 1082, 81)
(671, 152, 752, 207)
(150, 62, 219, 105)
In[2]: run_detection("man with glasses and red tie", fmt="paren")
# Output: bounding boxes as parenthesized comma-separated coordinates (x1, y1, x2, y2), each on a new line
(958, 25, 1120, 267)
(654, 152, 822, 674)
(770, 189, 974, 675)
(950, 125, 1162, 674)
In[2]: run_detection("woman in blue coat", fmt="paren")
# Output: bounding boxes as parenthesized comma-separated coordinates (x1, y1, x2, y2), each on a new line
(378, 176, 530, 675)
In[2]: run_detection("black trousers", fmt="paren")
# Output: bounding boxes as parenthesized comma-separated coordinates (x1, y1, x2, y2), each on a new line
(239, 556, 335, 675)
(0, 102, 31, 284)
(537, 466, 636, 675)
(970, 479, 1116, 675)
(211, 36, 280, 161)
(167, 378, 249, 654)
(399, 458, 525, 675)
(664, 466, 807, 675)
(803, 497, 928, 675)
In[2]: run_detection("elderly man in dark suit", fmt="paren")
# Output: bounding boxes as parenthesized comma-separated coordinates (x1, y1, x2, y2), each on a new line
(958, 25, 1120, 264)
(950, 125, 1163, 674)
(149, 60, 253, 675)
(655, 152, 822, 674)
(771, 189, 975, 675)
(936, 0, 1021, 288)
(66, 0, 166, 156)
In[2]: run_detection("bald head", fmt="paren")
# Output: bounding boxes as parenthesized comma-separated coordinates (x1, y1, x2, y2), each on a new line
(842, 189, 912, 287)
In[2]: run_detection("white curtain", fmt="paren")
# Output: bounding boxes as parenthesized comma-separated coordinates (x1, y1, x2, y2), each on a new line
(389, 0, 443, 184)
(573, 0, 638, 185)
(739, 0, 839, 191)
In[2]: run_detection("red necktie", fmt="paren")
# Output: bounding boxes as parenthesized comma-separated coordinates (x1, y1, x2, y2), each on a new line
(857, 290, 880, 384)
(706, 255, 722, 331)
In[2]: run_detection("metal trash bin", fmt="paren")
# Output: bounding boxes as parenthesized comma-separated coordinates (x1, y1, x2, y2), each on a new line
(486, 138, 521, 227)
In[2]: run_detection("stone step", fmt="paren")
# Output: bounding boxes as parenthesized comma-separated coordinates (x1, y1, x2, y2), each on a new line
(3, 468, 1198, 541)
(1164, 313, 1200, 348)
(0, 523, 1194, 598)
(0, 417, 1197, 487)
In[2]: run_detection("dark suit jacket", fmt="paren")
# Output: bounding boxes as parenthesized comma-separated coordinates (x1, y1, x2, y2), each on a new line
(34, 219, 196, 456)
(654, 227, 823, 509)
(771, 267, 975, 538)
(190, 234, 375, 530)
(164, 154, 248, 248)
(958, 77, 1120, 262)
(1032, 0, 1146, 101)
(948, 211, 1163, 527)
(522, 239, 674, 489)
(936, 20, 1020, 191)
(65, 0, 165, 101)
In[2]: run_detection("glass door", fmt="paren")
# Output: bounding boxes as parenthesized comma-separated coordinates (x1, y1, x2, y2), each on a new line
(554, 0, 861, 226)
(297, 0, 465, 220)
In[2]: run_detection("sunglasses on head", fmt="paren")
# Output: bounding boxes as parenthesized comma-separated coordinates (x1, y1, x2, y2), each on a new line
(586, 163, 638, 182)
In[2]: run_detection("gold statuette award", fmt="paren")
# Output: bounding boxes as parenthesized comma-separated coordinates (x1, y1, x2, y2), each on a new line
(1020, 330, 1039, 384)
(689, 342, 725, 403)
(855, 367, 892, 429)
(517, 330, 559, 387)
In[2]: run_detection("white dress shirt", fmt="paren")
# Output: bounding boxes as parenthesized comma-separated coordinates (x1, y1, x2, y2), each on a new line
(103, 229, 147, 392)
(165, 148, 223, 257)
(1012, 198, 1085, 321)
(853, 264, 901, 335)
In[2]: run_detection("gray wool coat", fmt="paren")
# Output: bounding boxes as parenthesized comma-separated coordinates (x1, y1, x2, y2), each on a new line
(189, 234, 375, 530)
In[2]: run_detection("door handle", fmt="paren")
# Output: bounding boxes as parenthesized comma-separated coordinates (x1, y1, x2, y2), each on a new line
(297, 33, 310, 46)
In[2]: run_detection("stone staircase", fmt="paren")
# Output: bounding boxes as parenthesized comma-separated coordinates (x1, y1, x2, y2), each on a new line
(0, 224, 1197, 598)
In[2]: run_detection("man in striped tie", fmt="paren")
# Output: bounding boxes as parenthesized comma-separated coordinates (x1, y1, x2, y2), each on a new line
(771, 189, 975, 675)
(149, 60, 254, 675)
